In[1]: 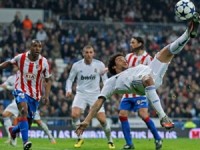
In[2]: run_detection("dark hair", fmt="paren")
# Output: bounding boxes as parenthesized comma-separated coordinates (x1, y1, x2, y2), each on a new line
(132, 36, 144, 49)
(108, 53, 124, 75)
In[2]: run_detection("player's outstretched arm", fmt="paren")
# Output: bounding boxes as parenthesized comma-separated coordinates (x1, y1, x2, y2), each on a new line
(75, 97, 105, 136)
(0, 61, 12, 69)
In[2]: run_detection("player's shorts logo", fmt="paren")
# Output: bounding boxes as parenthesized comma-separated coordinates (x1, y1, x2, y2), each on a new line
(18, 93, 25, 98)
(137, 100, 141, 104)
(137, 99, 147, 105)
(25, 73, 36, 80)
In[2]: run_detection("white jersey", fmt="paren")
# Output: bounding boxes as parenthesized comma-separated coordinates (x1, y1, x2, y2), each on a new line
(10, 51, 51, 100)
(100, 57, 168, 100)
(66, 59, 108, 94)
(124, 51, 152, 98)
(0, 74, 17, 91)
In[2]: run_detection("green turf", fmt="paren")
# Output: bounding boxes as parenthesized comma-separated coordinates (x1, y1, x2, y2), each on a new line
(0, 138, 199, 150)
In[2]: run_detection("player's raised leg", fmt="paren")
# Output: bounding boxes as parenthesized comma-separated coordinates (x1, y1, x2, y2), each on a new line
(157, 12, 200, 64)
(145, 14, 200, 129)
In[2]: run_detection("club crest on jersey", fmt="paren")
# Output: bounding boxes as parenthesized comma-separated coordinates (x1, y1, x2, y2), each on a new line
(94, 68, 97, 73)
(25, 73, 35, 80)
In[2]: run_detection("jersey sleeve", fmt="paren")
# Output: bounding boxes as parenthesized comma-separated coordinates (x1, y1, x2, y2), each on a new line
(98, 78, 115, 100)
(10, 54, 21, 66)
(65, 63, 77, 92)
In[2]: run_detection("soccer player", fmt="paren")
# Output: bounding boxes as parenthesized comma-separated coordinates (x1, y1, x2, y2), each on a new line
(2, 74, 56, 145)
(66, 45, 115, 149)
(119, 37, 161, 150)
(1, 71, 18, 144)
(0, 39, 51, 150)
(75, 13, 200, 139)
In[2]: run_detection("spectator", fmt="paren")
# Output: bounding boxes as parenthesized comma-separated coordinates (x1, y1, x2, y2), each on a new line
(36, 28, 48, 42)
(22, 15, 33, 40)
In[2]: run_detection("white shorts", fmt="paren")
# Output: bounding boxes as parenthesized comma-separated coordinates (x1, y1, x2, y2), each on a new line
(4, 100, 19, 117)
(72, 92, 105, 113)
(149, 56, 169, 89)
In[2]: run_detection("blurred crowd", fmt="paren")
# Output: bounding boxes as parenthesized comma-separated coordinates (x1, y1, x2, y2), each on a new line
(0, 0, 199, 125)
(1, 0, 200, 23)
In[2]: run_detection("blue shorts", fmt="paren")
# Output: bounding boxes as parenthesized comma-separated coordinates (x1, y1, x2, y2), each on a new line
(119, 96, 148, 112)
(13, 90, 39, 119)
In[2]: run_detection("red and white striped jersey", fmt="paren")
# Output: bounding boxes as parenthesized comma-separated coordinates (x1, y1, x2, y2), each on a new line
(10, 52, 51, 100)
(123, 51, 152, 98)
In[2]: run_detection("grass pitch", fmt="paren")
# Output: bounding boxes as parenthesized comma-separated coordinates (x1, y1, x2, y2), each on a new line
(0, 138, 199, 150)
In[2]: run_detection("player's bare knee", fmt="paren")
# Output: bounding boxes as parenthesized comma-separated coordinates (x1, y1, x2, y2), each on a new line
(2, 111, 8, 118)
(20, 108, 28, 117)
(119, 110, 128, 117)
(71, 112, 80, 119)
(142, 75, 154, 87)
(71, 107, 81, 118)
(138, 109, 149, 119)
(35, 120, 41, 125)
(98, 118, 106, 125)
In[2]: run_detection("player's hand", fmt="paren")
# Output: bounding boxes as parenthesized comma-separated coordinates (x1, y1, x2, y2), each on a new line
(75, 121, 89, 136)
(42, 96, 49, 106)
(66, 91, 72, 97)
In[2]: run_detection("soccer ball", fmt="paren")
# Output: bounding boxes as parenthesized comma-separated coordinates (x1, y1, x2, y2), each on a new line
(175, 0, 196, 20)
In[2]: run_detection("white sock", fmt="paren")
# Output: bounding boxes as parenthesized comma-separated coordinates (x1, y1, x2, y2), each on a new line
(145, 85, 166, 119)
(101, 122, 113, 143)
(72, 118, 82, 139)
(40, 121, 53, 139)
(169, 29, 190, 54)
(3, 117, 12, 138)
